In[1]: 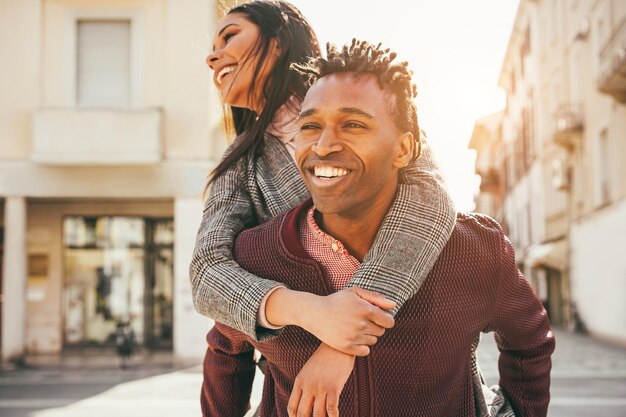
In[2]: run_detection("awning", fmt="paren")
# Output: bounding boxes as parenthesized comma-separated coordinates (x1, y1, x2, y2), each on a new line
(525, 240, 567, 271)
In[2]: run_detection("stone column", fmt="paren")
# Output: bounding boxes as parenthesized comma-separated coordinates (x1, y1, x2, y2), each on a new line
(2, 197, 27, 363)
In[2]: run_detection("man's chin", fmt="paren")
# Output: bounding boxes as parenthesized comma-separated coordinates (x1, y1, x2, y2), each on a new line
(310, 198, 344, 216)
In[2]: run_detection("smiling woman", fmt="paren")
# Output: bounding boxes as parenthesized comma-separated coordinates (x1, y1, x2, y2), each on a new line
(207, 13, 279, 113)
(203, 1, 318, 184)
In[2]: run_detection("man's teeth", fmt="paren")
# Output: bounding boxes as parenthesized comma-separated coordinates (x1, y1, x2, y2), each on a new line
(217, 65, 237, 85)
(313, 166, 349, 178)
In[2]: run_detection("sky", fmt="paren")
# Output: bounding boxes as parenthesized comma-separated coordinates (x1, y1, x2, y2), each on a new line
(290, 0, 520, 211)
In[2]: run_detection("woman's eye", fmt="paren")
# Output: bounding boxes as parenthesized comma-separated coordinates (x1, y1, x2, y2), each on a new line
(223, 32, 235, 43)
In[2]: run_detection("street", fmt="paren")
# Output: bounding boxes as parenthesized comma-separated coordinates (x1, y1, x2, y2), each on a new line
(479, 331, 626, 417)
(1, 329, 625, 416)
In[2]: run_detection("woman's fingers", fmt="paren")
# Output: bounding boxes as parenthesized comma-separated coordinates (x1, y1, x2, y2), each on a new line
(355, 334, 378, 347)
(350, 287, 397, 310)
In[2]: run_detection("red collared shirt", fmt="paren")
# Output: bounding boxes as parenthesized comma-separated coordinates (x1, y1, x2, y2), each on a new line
(299, 206, 360, 291)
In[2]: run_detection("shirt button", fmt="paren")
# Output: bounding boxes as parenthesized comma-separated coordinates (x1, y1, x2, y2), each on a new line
(331, 243, 338, 251)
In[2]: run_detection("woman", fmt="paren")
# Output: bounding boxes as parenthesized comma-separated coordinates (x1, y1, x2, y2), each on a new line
(192, 0, 456, 405)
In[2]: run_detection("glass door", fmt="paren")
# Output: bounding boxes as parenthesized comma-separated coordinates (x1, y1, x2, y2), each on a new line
(144, 219, 174, 349)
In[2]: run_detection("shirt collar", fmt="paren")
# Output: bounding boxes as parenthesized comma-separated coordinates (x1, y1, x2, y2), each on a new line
(306, 206, 351, 256)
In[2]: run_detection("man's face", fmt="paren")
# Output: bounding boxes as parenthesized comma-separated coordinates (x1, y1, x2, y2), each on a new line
(295, 72, 412, 218)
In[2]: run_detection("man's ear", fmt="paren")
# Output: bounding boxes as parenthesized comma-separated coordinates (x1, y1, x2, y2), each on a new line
(393, 131, 414, 168)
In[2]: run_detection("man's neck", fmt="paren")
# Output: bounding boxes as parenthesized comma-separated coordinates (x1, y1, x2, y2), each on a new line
(314, 186, 397, 262)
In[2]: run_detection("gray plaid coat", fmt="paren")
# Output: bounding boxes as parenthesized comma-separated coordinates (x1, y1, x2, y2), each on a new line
(190, 133, 456, 341)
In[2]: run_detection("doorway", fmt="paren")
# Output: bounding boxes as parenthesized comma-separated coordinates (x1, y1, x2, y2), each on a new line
(535, 267, 563, 326)
(62, 216, 173, 349)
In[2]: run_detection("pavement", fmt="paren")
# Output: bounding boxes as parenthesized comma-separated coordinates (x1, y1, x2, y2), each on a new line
(1, 329, 625, 417)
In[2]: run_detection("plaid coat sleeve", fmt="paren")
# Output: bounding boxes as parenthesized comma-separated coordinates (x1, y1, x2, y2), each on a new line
(346, 139, 457, 315)
(189, 155, 287, 341)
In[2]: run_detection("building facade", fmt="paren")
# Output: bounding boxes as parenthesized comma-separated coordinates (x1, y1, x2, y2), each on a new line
(470, 0, 626, 344)
(0, 0, 227, 363)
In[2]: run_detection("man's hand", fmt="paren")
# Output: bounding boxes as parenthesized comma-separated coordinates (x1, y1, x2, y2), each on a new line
(287, 343, 355, 417)
(265, 287, 396, 356)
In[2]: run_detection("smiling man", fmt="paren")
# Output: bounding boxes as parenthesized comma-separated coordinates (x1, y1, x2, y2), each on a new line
(202, 40, 554, 417)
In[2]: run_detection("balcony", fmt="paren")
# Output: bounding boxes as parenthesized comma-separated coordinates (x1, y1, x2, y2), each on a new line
(478, 168, 500, 194)
(553, 104, 583, 150)
(32, 108, 162, 165)
(598, 18, 626, 103)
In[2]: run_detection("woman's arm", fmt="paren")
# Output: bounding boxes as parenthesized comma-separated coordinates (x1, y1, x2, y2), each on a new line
(189, 158, 286, 341)
(264, 286, 395, 356)
(346, 139, 457, 314)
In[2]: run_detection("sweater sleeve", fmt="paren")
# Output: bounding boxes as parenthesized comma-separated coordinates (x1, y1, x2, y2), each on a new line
(201, 324, 256, 417)
(346, 139, 457, 315)
(189, 157, 286, 341)
(485, 231, 555, 417)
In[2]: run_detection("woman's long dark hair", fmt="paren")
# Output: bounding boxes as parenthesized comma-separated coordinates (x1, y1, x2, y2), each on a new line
(208, 0, 321, 184)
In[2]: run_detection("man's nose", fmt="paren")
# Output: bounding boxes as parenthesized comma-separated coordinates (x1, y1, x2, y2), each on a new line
(312, 128, 343, 156)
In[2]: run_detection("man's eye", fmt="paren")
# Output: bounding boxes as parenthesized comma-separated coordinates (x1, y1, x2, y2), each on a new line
(345, 121, 366, 129)
(300, 123, 320, 131)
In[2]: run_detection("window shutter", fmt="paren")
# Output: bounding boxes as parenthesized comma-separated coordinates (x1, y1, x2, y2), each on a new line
(77, 21, 130, 108)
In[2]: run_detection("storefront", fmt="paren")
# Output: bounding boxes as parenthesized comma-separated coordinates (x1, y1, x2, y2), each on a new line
(25, 199, 175, 354)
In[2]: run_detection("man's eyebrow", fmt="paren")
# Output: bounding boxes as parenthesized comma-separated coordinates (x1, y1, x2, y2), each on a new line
(299, 107, 374, 119)
(212, 23, 238, 51)
(339, 107, 374, 119)
(299, 108, 317, 118)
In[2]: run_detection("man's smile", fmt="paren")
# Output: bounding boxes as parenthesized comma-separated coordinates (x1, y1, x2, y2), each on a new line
(303, 161, 354, 189)
(313, 166, 349, 178)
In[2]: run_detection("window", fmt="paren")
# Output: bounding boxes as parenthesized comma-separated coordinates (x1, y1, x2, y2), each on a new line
(77, 20, 131, 108)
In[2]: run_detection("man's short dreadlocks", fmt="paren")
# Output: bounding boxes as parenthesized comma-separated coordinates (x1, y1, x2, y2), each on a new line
(292, 39, 422, 160)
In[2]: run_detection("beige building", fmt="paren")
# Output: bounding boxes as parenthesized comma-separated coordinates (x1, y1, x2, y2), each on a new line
(468, 112, 505, 225)
(0, 0, 227, 363)
(470, 0, 626, 343)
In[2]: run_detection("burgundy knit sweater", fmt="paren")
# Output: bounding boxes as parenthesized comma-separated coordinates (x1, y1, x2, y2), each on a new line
(202, 201, 554, 417)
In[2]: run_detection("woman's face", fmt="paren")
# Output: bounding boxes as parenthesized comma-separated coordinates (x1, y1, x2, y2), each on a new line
(207, 13, 279, 113)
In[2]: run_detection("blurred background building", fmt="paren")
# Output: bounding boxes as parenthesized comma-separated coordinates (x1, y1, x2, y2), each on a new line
(470, 0, 626, 344)
(0, 0, 228, 365)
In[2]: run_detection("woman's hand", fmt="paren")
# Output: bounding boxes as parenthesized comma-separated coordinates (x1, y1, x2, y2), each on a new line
(287, 343, 355, 417)
(265, 287, 396, 356)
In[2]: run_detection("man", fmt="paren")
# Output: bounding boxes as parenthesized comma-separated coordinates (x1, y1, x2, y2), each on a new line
(202, 40, 554, 417)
